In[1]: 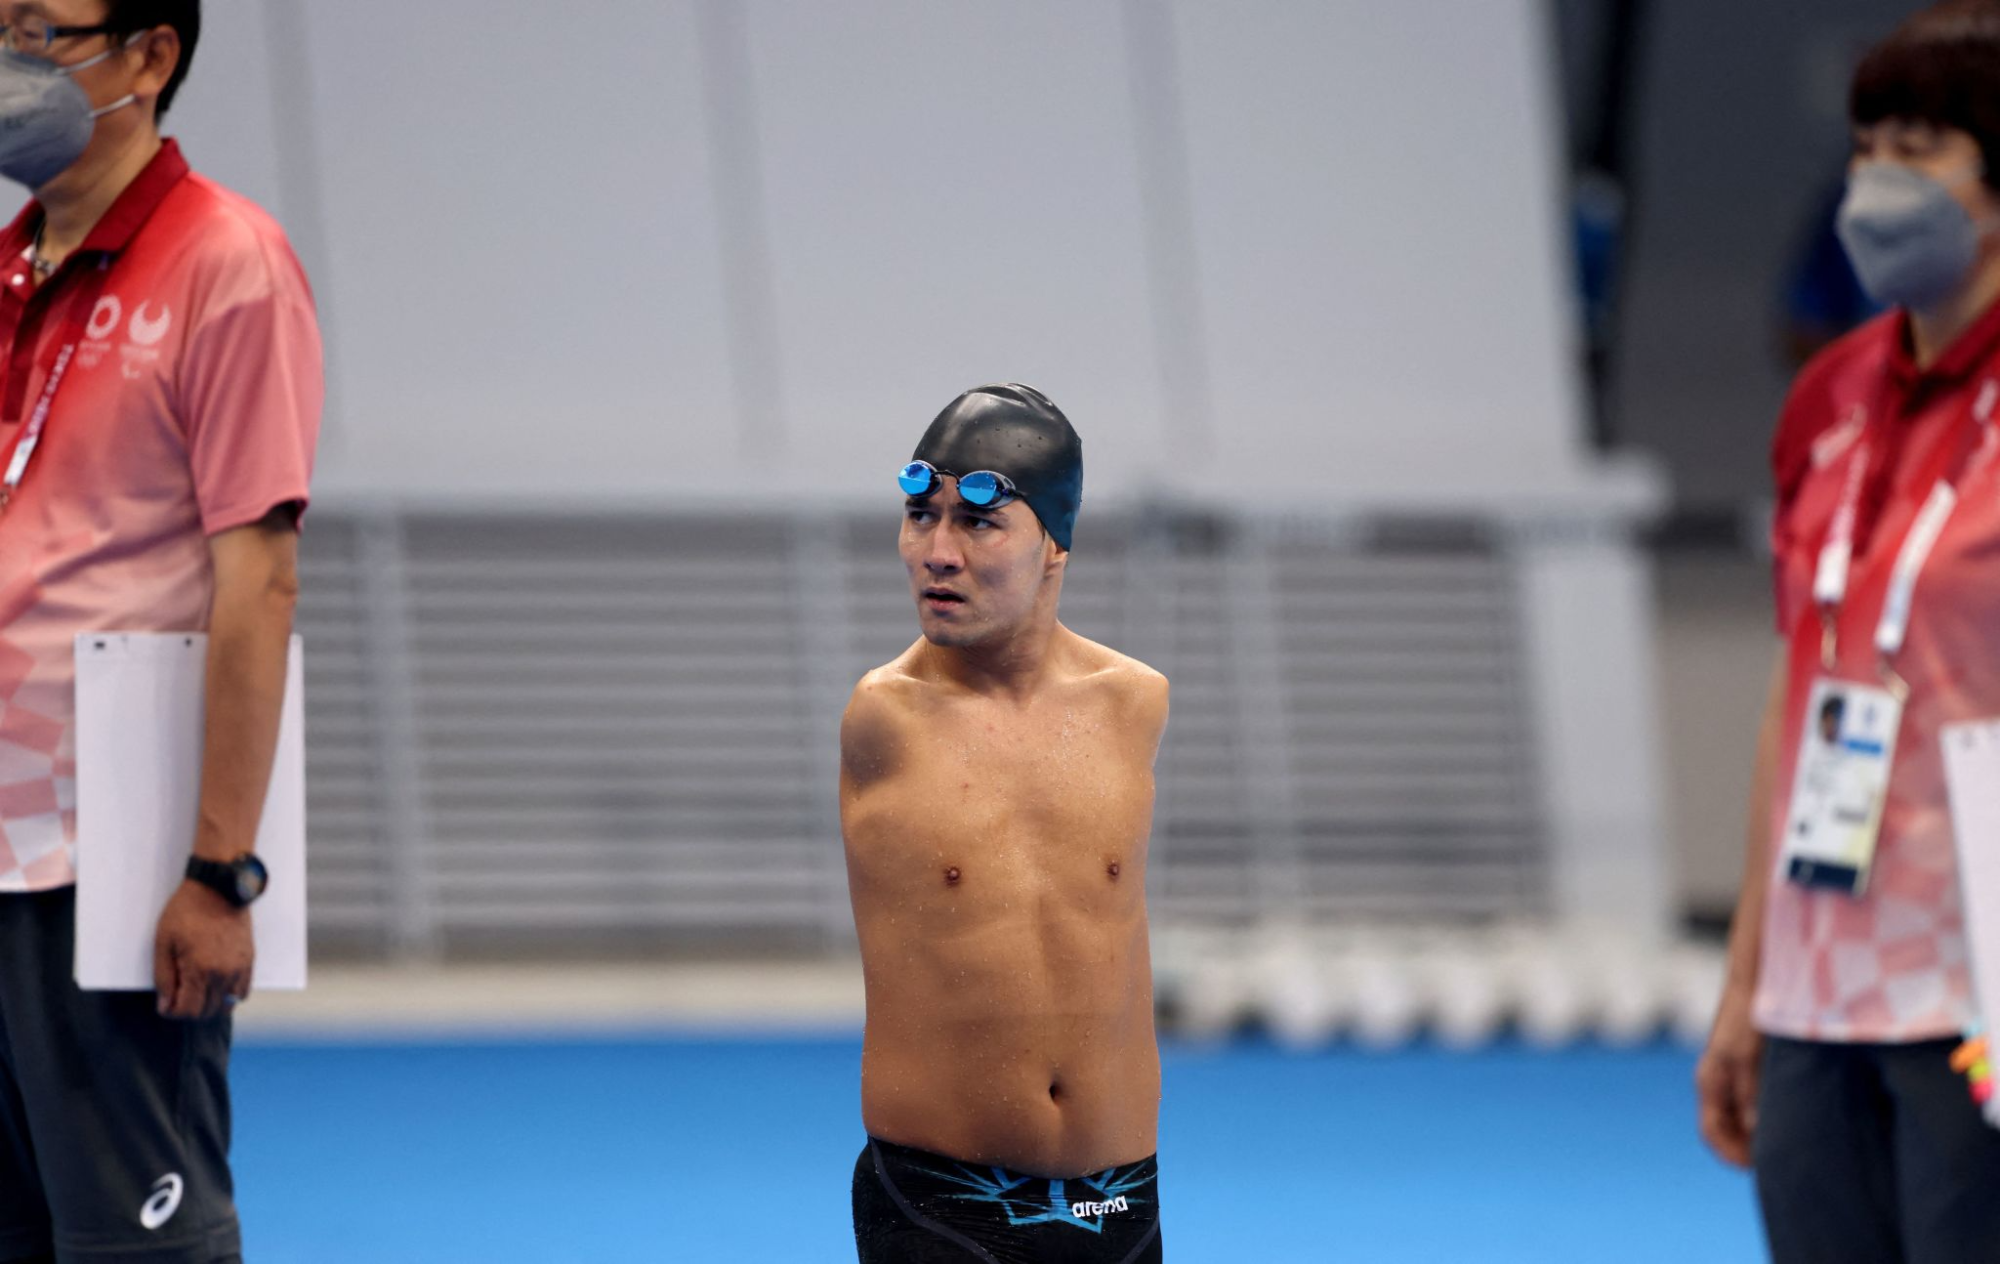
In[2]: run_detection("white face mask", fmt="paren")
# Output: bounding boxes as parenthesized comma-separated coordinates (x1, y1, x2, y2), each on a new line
(0, 34, 143, 190)
(1836, 161, 1999, 311)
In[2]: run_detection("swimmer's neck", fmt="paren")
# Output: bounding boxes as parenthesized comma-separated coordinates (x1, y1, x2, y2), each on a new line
(922, 621, 1073, 700)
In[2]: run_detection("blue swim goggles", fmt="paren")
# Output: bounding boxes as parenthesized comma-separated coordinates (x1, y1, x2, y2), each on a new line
(896, 460, 1019, 509)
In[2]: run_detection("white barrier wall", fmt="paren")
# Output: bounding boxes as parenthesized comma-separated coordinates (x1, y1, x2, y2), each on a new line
(127, 0, 1616, 508)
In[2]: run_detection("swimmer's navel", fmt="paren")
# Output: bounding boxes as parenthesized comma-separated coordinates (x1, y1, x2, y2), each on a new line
(944, 866, 962, 886)
(1107, 862, 1121, 880)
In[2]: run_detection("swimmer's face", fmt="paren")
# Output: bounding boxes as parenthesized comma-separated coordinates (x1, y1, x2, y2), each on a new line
(901, 476, 1066, 647)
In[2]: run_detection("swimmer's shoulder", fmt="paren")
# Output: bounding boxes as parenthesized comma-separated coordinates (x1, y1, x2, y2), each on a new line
(840, 648, 931, 784)
(1061, 631, 1170, 728)
(849, 643, 938, 709)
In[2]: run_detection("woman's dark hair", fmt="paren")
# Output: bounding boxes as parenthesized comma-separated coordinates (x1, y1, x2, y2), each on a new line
(1852, 0, 2000, 190)
(103, 0, 199, 116)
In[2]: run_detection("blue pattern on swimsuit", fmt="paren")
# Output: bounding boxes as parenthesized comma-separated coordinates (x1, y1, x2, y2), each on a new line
(917, 1160, 1154, 1234)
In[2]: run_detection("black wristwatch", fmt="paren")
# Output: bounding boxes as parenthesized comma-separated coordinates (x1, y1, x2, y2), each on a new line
(184, 854, 269, 908)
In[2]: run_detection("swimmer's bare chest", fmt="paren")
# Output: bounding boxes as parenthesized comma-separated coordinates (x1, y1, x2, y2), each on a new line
(841, 674, 1164, 1173)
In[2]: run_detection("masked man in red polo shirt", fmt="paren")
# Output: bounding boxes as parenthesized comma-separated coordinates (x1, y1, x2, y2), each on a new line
(0, 2, 321, 1261)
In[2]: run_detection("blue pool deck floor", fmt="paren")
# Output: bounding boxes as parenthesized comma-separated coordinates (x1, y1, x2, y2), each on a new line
(228, 1037, 1763, 1262)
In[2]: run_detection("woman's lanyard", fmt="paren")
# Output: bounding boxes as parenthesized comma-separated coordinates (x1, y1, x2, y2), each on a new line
(0, 256, 115, 517)
(1813, 377, 2000, 697)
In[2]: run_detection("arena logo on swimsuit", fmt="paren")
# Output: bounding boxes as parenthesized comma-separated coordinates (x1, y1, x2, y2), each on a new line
(1071, 1196, 1130, 1218)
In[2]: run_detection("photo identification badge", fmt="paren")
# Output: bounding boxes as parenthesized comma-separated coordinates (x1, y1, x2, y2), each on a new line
(1779, 678, 1903, 898)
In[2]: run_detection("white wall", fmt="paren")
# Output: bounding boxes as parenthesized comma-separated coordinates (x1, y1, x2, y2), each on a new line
(98, 0, 1625, 510)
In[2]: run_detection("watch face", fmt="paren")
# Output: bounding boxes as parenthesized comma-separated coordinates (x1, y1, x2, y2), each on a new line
(234, 855, 269, 905)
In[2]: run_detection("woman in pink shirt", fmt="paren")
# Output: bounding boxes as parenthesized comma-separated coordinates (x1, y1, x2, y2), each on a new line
(1698, 4, 2000, 1260)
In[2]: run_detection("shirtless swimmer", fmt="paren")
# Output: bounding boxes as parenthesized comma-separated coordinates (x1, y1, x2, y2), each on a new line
(841, 384, 1169, 1263)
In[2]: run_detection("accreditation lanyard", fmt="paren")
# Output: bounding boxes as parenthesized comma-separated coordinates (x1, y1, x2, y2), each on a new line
(0, 256, 114, 516)
(1813, 377, 2000, 691)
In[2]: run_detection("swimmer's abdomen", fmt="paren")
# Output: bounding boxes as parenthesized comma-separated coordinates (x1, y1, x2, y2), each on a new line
(855, 908, 1161, 1177)
(840, 707, 1163, 1174)
(845, 829, 1160, 1174)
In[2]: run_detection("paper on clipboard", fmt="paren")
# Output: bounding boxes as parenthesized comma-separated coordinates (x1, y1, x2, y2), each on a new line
(1941, 718, 2000, 1127)
(72, 633, 307, 991)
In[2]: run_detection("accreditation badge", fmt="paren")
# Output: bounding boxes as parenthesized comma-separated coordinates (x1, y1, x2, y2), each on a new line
(1779, 678, 1903, 898)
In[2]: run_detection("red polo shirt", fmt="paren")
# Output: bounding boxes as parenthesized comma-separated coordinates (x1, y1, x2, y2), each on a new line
(1760, 298, 2000, 1042)
(0, 139, 322, 892)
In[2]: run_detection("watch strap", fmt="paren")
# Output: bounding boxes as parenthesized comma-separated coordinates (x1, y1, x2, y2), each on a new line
(184, 855, 253, 907)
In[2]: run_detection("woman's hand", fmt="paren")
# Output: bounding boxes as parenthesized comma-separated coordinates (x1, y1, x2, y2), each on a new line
(1696, 982, 1765, 1169)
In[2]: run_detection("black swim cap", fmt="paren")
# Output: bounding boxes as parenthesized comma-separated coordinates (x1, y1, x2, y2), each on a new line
(910, 384, 1083, 550)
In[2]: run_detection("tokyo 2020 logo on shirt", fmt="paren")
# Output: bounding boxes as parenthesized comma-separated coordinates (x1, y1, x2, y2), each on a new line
(79, 297, 174, 353)
(84, 296, 121, 342)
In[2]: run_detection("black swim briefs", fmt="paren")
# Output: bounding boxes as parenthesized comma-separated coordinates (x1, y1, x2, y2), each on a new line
(853, 1136, 1162, 1263)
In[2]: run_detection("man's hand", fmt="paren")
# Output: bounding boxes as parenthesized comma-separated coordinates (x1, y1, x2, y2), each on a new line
(1696, 984, 1765, 1168)
(154, 879, 253, 1020)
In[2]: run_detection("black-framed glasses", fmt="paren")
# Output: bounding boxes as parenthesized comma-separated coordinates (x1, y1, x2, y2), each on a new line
(0, 15, 118, 55)
(897, 460, 1018, 509)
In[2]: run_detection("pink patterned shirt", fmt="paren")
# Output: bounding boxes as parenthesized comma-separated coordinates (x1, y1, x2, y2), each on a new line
(0, 141, 321, 892)
(1758, 300, 2000, 1043)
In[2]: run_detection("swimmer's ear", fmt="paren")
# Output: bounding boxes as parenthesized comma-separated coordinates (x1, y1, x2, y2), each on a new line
(1043, 534, 1069, 574)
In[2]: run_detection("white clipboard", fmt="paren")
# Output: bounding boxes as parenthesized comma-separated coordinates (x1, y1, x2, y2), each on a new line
(72, 633, 307, 991)
(1941, 718, 2000, 1127)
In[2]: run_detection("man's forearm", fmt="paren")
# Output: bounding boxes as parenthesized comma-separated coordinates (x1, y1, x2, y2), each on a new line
(191, 561, 297, 863)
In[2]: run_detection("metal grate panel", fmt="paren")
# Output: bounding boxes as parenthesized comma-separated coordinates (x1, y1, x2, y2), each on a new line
(294, 509, 1548, 956)
(294, 518, 393, 950)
